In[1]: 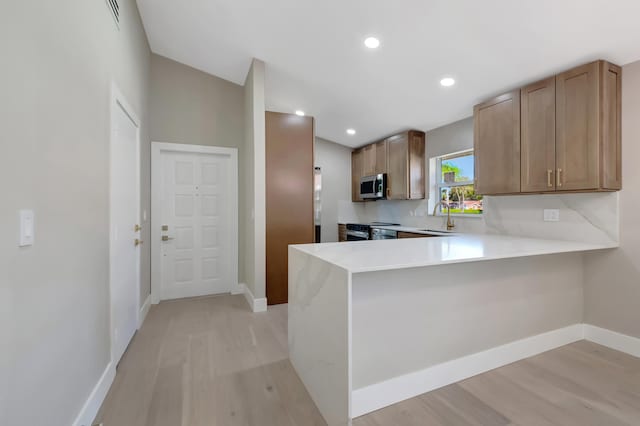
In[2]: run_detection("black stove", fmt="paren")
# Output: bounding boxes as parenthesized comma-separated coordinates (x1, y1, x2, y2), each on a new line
(345, 222, 400, 241)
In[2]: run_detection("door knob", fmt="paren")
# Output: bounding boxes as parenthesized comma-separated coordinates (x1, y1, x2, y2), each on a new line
(134, 224, 141, 232)
(135, 239, 143, 247)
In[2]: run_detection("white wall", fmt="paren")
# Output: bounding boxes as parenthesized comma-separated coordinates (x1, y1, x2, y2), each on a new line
(0, 0, 150, 424)
(315, 138, 352, 242)
(584, 59, 640, 339)
(242, 59, 267, 300)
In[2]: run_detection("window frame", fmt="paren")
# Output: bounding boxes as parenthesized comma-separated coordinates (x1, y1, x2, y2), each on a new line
(434, 149, 483, 217)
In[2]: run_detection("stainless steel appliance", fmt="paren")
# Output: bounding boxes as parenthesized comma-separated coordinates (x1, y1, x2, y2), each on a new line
(345, 224, 370, 241)
(345, 222, 399, 241)
(371, 228, 398, 240)
(360, 173, 387, 200)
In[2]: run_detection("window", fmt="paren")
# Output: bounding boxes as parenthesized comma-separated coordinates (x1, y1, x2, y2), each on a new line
(435, 150, 483, 215)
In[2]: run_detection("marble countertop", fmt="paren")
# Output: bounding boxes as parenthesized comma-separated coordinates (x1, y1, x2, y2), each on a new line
(291, 234, 618, 273)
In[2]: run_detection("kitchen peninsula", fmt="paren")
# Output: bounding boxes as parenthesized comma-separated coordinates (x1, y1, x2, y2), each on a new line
(288, 234, 617, 426)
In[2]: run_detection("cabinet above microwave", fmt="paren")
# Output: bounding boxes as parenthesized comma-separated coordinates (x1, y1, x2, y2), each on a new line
(352, 130, 425, 202)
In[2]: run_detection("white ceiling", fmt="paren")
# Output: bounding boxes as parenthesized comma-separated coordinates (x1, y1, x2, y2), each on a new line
(137, 0, 640, 148)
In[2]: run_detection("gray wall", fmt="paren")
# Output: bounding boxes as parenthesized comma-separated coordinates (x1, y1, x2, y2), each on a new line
(315, 138, 352, 242)
(0, 0, 150, 424)
(149, 53, 245, 285)
(584, 60, 640, 338)
(150, 54, 244, 148)
(242, 59, 266, 300)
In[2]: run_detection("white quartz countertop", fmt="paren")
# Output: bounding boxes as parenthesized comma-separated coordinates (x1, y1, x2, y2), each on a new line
(291, 234, 618, 273)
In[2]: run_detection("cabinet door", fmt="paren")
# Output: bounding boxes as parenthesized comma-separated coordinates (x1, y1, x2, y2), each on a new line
(474, 90, 521, 195)
(601, 61, 622, 190)
(556, 61, 599, 191)
(386, 133, 408, 199)
(351, 149, 364, 202)
(265, 112, 314, 305)
(408, 131, 425, 199)
(362, 144, 376, 176)
(521, 77, 556, 192)
(397, 231, 432, 239)
(375, 140, 387, 174)
(338, 224, 347, 242)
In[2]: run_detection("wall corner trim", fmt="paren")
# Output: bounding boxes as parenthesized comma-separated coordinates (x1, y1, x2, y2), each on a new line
(240, 283, 268, 313)
(71, 362, 116, 426)
(584, 324, 640, 358)
(138, 294, 152, 329)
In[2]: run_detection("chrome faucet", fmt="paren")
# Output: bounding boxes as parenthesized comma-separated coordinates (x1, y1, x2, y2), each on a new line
(432, 201, 455, 231)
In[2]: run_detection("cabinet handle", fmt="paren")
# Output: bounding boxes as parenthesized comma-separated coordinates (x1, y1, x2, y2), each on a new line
(386, 188, 390, 198)
(547, 170, 553, 188)
(557, 168, 562, 187)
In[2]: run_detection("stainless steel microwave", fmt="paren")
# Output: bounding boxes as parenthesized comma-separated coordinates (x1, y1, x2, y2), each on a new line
(360, 173, 387, 200)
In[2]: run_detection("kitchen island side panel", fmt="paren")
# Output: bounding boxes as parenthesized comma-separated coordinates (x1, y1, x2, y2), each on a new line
(288, 247, 352, 426)
(351, 252, 584, 390)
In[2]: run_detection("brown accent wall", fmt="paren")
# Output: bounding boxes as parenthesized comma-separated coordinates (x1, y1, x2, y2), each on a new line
(266, 112, 315, 304)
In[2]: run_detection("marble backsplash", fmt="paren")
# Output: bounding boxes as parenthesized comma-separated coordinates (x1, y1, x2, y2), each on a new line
(338, 192, 619, 245)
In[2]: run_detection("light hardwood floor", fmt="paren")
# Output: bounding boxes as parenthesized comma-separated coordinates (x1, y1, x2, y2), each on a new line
(95, 294, 640, 426)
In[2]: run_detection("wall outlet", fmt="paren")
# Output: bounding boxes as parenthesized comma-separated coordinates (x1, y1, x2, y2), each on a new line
(543, 209, 560, 222)
(19, 209, 35, 246)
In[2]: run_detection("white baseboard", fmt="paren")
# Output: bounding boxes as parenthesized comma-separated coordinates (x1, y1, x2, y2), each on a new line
(351, 324, 584, 418)
(239, 283, 268, 312)
(138, 294, 151, 329)
(584, 324, 640, 358)
(72, 361, 116, 426)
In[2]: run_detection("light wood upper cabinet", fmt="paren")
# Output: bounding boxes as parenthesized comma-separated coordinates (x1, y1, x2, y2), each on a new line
(351, 130, 425, 201)
(474, 91, 521, 195)
(475, 60, 622, 195)
(362, 144, 377, 176)
(521, 77, 556, 192)
(408, 131, 426, 199)
(556, 61, 621, 191)
(386, 130, 425, 200)
(386, 133, 408, 200)
(375, 140, 387, 174)
(601, 61, 622, 190)
(556, 61, 600, 191)
(351, 148, 363, 202)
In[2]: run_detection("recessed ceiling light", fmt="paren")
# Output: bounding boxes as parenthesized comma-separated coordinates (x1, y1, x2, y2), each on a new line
(440, 77, 456, 87)
(346, 129, 356, 135)
(295, 110, 305, 116)
(364, 37, 380, 49)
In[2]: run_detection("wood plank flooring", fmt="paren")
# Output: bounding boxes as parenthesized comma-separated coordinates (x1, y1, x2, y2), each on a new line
(95, 295, 640, 426)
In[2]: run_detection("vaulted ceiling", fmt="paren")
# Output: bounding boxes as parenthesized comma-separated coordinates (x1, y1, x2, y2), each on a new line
(137, 0, 640, 147)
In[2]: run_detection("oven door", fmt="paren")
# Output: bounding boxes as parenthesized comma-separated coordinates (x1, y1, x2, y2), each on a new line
(346, 230, 369, 241)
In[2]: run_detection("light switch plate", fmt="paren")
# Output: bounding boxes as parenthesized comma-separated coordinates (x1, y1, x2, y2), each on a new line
(19, 209, 35, 246)
(543, 209, 560, 222)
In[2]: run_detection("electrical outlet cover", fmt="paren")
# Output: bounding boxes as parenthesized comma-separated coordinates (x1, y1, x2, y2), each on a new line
(543, 209, 560, 222)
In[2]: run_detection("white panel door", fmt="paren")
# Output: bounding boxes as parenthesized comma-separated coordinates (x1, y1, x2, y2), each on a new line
(160, 151, 231, 300)
(110, 100, 140, 365)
